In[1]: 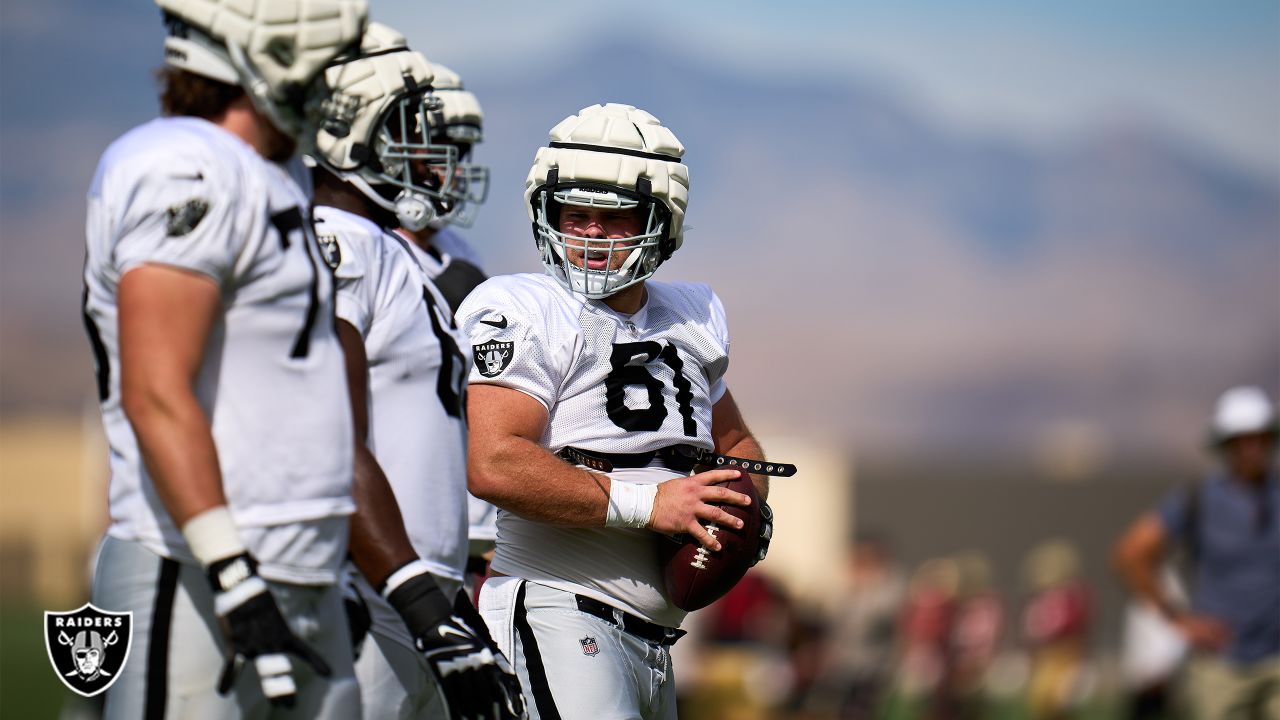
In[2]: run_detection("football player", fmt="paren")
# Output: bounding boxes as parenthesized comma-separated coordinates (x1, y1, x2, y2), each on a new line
(390, 61, 500, 595)
(84, 0, 367, 716)
(396, 61, 490, 310)
(459, 103, 778, 719)
(309, 25, 524, 720)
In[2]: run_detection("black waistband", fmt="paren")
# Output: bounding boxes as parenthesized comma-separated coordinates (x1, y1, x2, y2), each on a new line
(574, 595, 686, 646)
(557, 445, 797, 477)
(557, 446, 694, 473)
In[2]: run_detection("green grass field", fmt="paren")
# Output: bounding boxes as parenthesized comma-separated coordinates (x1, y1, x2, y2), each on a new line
(1, 604, 77, 718)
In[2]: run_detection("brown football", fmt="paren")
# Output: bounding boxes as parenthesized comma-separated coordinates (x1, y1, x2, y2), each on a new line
(658, 468, 762, 611)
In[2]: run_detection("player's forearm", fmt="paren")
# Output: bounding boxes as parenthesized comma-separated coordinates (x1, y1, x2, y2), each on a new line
(469, 433, 611, 526)
(710, 388, 768, 499)
(1110, 519, 1180, 620)
(348, 444, 418, 587)
(123, 384, 227, 527)
(720, 433, 768, 501)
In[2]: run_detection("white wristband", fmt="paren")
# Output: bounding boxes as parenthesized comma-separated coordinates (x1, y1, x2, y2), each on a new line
(182, 506, 247, 567)
(381, 559, 432, 600)
(605, 480, 659, 529)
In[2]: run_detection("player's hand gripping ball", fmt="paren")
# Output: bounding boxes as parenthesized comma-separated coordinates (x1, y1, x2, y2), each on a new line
(658, 468, 763, 611)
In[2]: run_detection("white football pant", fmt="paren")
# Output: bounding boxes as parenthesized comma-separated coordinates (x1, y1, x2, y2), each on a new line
(478, 577, 677, 720)
(91, 535, 358, 720)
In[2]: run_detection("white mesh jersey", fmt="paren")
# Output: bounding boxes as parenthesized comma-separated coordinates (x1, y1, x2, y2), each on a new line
(456, 272, 730, 626)
(84, 117, 354, 584)
(318, 206, 470, 582)
(401, 229, 498, 555)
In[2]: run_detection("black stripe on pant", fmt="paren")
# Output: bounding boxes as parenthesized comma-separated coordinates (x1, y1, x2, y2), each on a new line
(513, 581, 561, 720)
(144, 558, 180, 720)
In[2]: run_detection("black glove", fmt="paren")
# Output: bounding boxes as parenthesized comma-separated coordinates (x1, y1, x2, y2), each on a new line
(208, 552, 331, 707)
(386, 572, 526, 720)
(752, 501, 774, 566)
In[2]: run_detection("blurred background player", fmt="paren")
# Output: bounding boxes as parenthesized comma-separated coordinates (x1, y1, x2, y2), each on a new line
(809, 532, 907, 720)
(1118, 567, 1188, 720)
(1113, 385, 1280, 720)
(459, 103, 777, 720)
(309, 25, 523, 720)
(389, 60, 501, 598)
(83, 0, 367, 716)
(1022, 540, 1093, 720)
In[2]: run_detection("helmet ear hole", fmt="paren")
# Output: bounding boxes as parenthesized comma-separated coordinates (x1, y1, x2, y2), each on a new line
(264, 37, 296, 69)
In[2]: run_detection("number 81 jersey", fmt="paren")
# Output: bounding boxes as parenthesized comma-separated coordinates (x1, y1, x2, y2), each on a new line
(458, 273, 729, 453)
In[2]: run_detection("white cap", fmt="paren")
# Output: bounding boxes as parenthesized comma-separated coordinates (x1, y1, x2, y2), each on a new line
(1210, 386, 1278, 442)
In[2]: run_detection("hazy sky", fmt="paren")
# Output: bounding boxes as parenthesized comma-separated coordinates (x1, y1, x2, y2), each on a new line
(0, 0, 1275, 455)
(373, 0, 1279, 179)
(1, 0, 1274, 178)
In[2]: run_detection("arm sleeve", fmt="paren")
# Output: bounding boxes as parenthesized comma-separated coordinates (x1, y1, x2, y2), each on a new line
(112, 157, 239, 284)
(458, 285, 569, 411)
(1156, 486, 1192, 545)
(330, 229, 375, 338)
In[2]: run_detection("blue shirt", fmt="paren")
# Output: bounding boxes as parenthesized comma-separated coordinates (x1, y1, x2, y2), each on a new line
(1158, 470, 1280, 665)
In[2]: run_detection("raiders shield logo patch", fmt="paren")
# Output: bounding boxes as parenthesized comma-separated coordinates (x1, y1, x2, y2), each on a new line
(316, 233, 342, 270)
(165, 198, 209, 237)
(579, 636, 600, 656)
(474, 340, 514, 378)
(45, 603, 133, 697)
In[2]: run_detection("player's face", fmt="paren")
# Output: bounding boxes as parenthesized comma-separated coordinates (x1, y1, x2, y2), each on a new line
(558, 206, 646, 271)
(1222, 431, 1277, 481)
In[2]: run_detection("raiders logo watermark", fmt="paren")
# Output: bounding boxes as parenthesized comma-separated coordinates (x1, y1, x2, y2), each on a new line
(474, 340, 514, 378)
(44, 604, 133, 697)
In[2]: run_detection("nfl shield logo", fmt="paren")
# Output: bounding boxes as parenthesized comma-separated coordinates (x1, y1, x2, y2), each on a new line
(579, 636, 600, 656)
(44, 604, 133, 697)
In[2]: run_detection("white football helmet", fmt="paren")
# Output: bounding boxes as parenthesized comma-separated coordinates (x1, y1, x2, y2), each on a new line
(425, 63, 489, 228)
(311, 25, 458, 231)
(157, 0, 368, 140)
(525, 103, 688, 298)
(1210, 386, 1278, 443)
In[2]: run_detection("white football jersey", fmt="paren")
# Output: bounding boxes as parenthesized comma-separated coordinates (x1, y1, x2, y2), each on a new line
(402, 227, 487, 317)
(400, 229, 497, 556)
(319, 206, 470, 582)
(456, 273, 730, 625)
(84, 117, 354, 584)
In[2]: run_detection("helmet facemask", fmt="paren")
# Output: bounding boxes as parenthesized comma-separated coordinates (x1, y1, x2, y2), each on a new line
(324, 86, 460, 230)
(429, 125, 489, 228)
(532, 182, 668, 299)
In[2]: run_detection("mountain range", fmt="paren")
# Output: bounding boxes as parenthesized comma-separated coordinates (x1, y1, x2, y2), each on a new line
(2, 31, 1276, 465)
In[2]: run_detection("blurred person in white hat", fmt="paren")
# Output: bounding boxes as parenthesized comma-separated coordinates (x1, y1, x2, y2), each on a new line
(1112, 386, 1279, 720)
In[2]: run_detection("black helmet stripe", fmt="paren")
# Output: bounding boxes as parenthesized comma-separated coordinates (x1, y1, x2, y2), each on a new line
(548, 142, 681, 163)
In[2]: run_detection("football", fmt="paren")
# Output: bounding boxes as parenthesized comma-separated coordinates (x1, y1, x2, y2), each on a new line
(658, 468, 762, 611)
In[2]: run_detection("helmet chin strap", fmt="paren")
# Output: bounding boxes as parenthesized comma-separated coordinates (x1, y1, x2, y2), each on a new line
(344, 174, 434, 229)
(395, 193, 435, 231)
